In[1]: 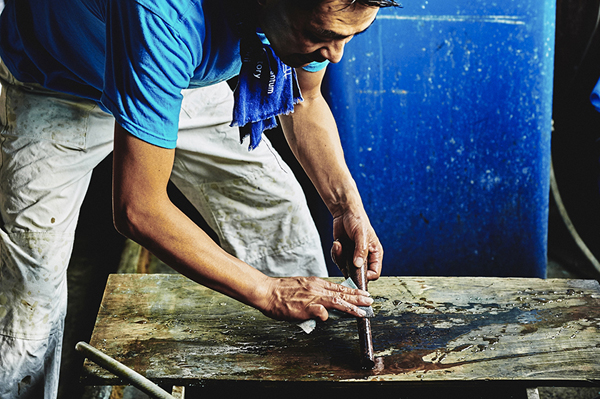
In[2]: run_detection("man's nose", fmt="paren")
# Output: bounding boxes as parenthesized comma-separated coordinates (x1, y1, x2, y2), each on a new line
(319, 40, 346, 64)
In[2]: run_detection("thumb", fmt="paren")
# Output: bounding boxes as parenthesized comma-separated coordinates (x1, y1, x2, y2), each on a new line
(350, 234, 368, 270)
(307, 303, 329, 322)
(331, 240, 342, 262)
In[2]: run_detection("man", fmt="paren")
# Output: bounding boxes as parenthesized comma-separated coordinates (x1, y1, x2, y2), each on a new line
(0, 0, 396, 397)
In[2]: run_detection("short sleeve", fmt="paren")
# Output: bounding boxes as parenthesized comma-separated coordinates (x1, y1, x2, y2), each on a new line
(101, 0, 199, 148)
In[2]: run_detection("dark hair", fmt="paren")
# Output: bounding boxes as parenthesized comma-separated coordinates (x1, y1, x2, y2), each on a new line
(349, 0, 400, 7)
(295, 0, 400, 11)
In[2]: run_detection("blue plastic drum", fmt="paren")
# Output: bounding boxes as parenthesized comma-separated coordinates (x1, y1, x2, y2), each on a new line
(323, 0, 556, 277)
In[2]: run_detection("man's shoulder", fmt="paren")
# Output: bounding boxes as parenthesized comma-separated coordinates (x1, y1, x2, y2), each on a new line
(133, 0, 204, 27)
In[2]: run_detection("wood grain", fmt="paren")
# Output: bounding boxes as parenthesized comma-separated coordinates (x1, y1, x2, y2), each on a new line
(81, 274, 600, 388)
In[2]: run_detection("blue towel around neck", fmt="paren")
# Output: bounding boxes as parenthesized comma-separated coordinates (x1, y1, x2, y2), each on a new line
(231, 35, 303, 150)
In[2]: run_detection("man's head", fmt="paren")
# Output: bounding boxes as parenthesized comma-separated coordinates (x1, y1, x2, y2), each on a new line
(258, 0, 398, 68)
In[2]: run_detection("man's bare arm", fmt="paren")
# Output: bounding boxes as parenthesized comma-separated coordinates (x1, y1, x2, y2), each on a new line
(111, 124, 373, 320)
(279, 67, 383, 280)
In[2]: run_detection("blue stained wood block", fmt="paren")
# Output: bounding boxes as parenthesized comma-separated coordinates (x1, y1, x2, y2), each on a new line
(323, 0, 556, 277)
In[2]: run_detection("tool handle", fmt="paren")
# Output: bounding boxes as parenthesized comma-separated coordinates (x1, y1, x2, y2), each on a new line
(338, 237, 375, 369)
(339, 236, 368, 291)
(76, 341, 176, 399)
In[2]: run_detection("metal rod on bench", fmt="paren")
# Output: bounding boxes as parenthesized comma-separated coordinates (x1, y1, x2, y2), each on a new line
(76, 341, 176, 399)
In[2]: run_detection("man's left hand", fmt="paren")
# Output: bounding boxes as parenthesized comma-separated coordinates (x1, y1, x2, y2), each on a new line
(330, 208, 383, 281)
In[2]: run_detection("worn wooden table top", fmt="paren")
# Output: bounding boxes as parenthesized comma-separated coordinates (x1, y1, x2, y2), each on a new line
(81, 274, 600, 388)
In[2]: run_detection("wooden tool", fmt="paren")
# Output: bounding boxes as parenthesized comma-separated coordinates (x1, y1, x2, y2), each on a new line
(341, 237, 375, 369)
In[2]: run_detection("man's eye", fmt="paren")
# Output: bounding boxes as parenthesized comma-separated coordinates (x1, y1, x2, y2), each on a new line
(306, 33, 323, 44)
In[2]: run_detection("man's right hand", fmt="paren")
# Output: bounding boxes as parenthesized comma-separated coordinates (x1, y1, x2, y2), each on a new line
(258, 276, 373, 321)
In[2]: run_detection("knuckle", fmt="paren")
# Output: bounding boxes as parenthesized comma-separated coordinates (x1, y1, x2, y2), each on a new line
(331, 296, 346, 306)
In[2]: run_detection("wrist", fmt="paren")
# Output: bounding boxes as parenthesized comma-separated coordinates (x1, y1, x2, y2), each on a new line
(250, 274, 277, 315)
(325, 179, 363, 219)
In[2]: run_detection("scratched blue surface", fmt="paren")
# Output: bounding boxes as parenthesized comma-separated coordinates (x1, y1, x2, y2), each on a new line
(323, 0, 555, 277)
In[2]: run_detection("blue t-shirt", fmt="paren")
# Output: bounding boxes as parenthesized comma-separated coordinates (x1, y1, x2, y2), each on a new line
(0, 0, 327, 148)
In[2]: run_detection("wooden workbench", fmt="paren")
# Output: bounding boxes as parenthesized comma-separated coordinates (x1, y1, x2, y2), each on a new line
(81, 274, 600, 397)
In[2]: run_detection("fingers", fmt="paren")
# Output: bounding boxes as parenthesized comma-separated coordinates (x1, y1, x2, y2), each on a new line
(352, 229, 384, 281)
(365, 236, 383, 281)
(312, 280, 373, 319)
(352, 234, 367, 270)
(327, 293, 371, 318)
(261, 277, 373, 322)
(324, 279, 371, 300)
(331, 229, 383, 281)
(307, 296, 367, 321)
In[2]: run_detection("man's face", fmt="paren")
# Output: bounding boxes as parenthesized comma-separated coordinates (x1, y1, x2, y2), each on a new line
(258, 0, 379, 68)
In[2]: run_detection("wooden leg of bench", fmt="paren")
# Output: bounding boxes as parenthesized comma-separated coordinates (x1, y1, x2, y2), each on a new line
(172, 386, 185, 399)
(526, 388, 540, 399)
